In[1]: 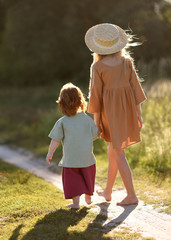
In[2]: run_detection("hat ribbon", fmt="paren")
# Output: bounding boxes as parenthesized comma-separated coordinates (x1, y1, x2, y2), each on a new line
(94, 36, 119, 47)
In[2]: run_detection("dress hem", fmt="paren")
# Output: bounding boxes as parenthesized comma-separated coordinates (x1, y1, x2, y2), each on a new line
(102, 137, 142, 149)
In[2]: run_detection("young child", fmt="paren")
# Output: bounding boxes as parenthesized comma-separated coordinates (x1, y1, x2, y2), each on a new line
(46, 83, 98, 209)
(85, 23, 146, 205)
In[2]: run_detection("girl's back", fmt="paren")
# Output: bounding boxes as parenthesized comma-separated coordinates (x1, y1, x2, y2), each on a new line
(93, 57, 131, 89)
(85, 22, 146, 205)
(89, 55, 146, 149)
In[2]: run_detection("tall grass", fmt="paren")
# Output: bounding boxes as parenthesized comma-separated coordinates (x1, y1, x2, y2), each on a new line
(126, 80, 171, 179)
(138, 58, 171, 83)
(0, 80, 171, 179)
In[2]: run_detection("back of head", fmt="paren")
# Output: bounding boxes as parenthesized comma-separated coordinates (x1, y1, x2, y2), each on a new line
(57, 83, 87, 116)
(85, 23, 141, 75)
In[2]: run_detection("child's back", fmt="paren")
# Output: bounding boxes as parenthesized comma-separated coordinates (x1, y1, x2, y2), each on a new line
(46, 83, 98, 208)
(49, 112, 97, 168)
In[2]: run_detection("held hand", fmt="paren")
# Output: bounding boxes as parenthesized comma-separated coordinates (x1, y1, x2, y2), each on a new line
(138, 115, 143, 130)
(46, 154, 52, 164)
(97, 126, 102, 138)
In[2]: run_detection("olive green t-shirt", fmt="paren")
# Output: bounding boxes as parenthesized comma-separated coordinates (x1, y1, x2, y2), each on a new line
(48, 112, 98, 168)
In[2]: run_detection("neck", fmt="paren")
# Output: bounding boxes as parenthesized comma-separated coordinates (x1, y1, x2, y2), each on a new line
(108, 51, 122, 58)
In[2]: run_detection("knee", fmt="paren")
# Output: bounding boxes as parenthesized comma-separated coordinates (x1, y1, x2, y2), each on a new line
(113, 148, 125, 157)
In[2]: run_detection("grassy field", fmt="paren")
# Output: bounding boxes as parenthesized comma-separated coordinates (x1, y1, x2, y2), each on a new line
(0, 159, 155, 240)
(0, 80, 171, 213)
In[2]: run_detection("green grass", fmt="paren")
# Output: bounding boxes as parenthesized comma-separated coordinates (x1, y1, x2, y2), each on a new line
(95, 151, 171, 214)
(94, 80, 171, 213)
(0, 82, 170, 175)
(0, 85, 64, 160)
(0, 159, 153, 240)
(0, 81, 171, 214)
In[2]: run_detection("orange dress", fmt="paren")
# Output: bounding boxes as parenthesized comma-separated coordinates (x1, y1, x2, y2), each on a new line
(88, 58, 146, 149)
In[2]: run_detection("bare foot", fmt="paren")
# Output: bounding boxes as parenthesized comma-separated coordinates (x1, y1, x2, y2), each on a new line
(85, 194, 92, 205)
(66, 203, 80, 209)
(96, 189, 112, 201)
(117, 195, 138, 206)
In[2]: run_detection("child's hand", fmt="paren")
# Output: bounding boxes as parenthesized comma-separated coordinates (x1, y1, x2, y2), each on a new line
(97, 126, 102, 138)
(46, 154, 52, 164)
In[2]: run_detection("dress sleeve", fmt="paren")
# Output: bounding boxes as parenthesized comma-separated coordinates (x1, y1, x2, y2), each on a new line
(129, 61, 147, 105)
(88, 64, 103, 113)
(48, 119, 64, 142)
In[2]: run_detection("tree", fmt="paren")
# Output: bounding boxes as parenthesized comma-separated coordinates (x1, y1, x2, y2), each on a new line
(0, 0, 170, 86)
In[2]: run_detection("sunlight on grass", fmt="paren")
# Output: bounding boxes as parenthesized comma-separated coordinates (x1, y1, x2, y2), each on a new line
(0, 80, 171, 215)
(146, 79, 171, 98)
(0, 159, 150, 240)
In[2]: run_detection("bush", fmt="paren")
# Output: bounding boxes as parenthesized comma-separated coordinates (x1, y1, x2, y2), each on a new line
(0, 0, 171, 86)
(127, 83, 171, 179)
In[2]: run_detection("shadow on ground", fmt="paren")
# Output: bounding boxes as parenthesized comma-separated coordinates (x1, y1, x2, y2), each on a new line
(9, 204, 137, 240)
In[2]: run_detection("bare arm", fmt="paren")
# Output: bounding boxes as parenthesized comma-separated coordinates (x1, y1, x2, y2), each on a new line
(136, 104, 141, 116)
(94, 112, 102, 137)
(94, 112, 100, 126)
(136, 104, 143, 129)
(46, 139, 60, 164)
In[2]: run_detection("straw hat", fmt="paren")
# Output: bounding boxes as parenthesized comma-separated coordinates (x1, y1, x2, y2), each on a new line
(85, 23, 128, 55)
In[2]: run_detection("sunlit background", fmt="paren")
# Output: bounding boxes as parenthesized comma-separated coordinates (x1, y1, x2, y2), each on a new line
(0, 0, 171, 86)
(0, 0, 171, 185)
(0, 1, 171, 238)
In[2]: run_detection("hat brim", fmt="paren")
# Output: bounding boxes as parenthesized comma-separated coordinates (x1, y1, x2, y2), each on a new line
(85, 24, 128, 55)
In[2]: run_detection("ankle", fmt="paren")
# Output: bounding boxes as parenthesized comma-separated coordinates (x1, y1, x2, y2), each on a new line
(127, 193, 138, 199)
(85, 194, 92, 204)
(85, 194, 91, 199)
(72, 196, 80, 205)
(105, 188, 112, 195)
(66, 203, 80, 209)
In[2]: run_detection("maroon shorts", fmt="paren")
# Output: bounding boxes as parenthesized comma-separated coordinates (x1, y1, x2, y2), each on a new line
(62, 164, 96, 199)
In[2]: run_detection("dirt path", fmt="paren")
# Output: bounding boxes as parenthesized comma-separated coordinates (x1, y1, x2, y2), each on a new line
(0, 145, 171, 240)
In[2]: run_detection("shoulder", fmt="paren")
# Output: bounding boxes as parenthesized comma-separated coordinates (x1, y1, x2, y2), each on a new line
(123, 57, 132, 67)
(57, 116, 65, 122)
(91, 61, 101, 71)
(54, 116, 65, 126)
(84, 113, 96, 125)
(82, 112, 92, 121)
(90, 62, 103, 78)
(81, 112, 91, 120)
(122, 57, 134, 74)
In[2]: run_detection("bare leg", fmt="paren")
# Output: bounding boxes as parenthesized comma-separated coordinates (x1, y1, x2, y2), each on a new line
(85, 194, 92, 205)
(66, 196, 80, 209)
(113, 149, 138, 205)
(97, 143, 118, 201)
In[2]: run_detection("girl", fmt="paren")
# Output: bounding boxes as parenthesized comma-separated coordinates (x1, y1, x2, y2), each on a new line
(46, 83, 98, 209)
(85, 23, 146, 206)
